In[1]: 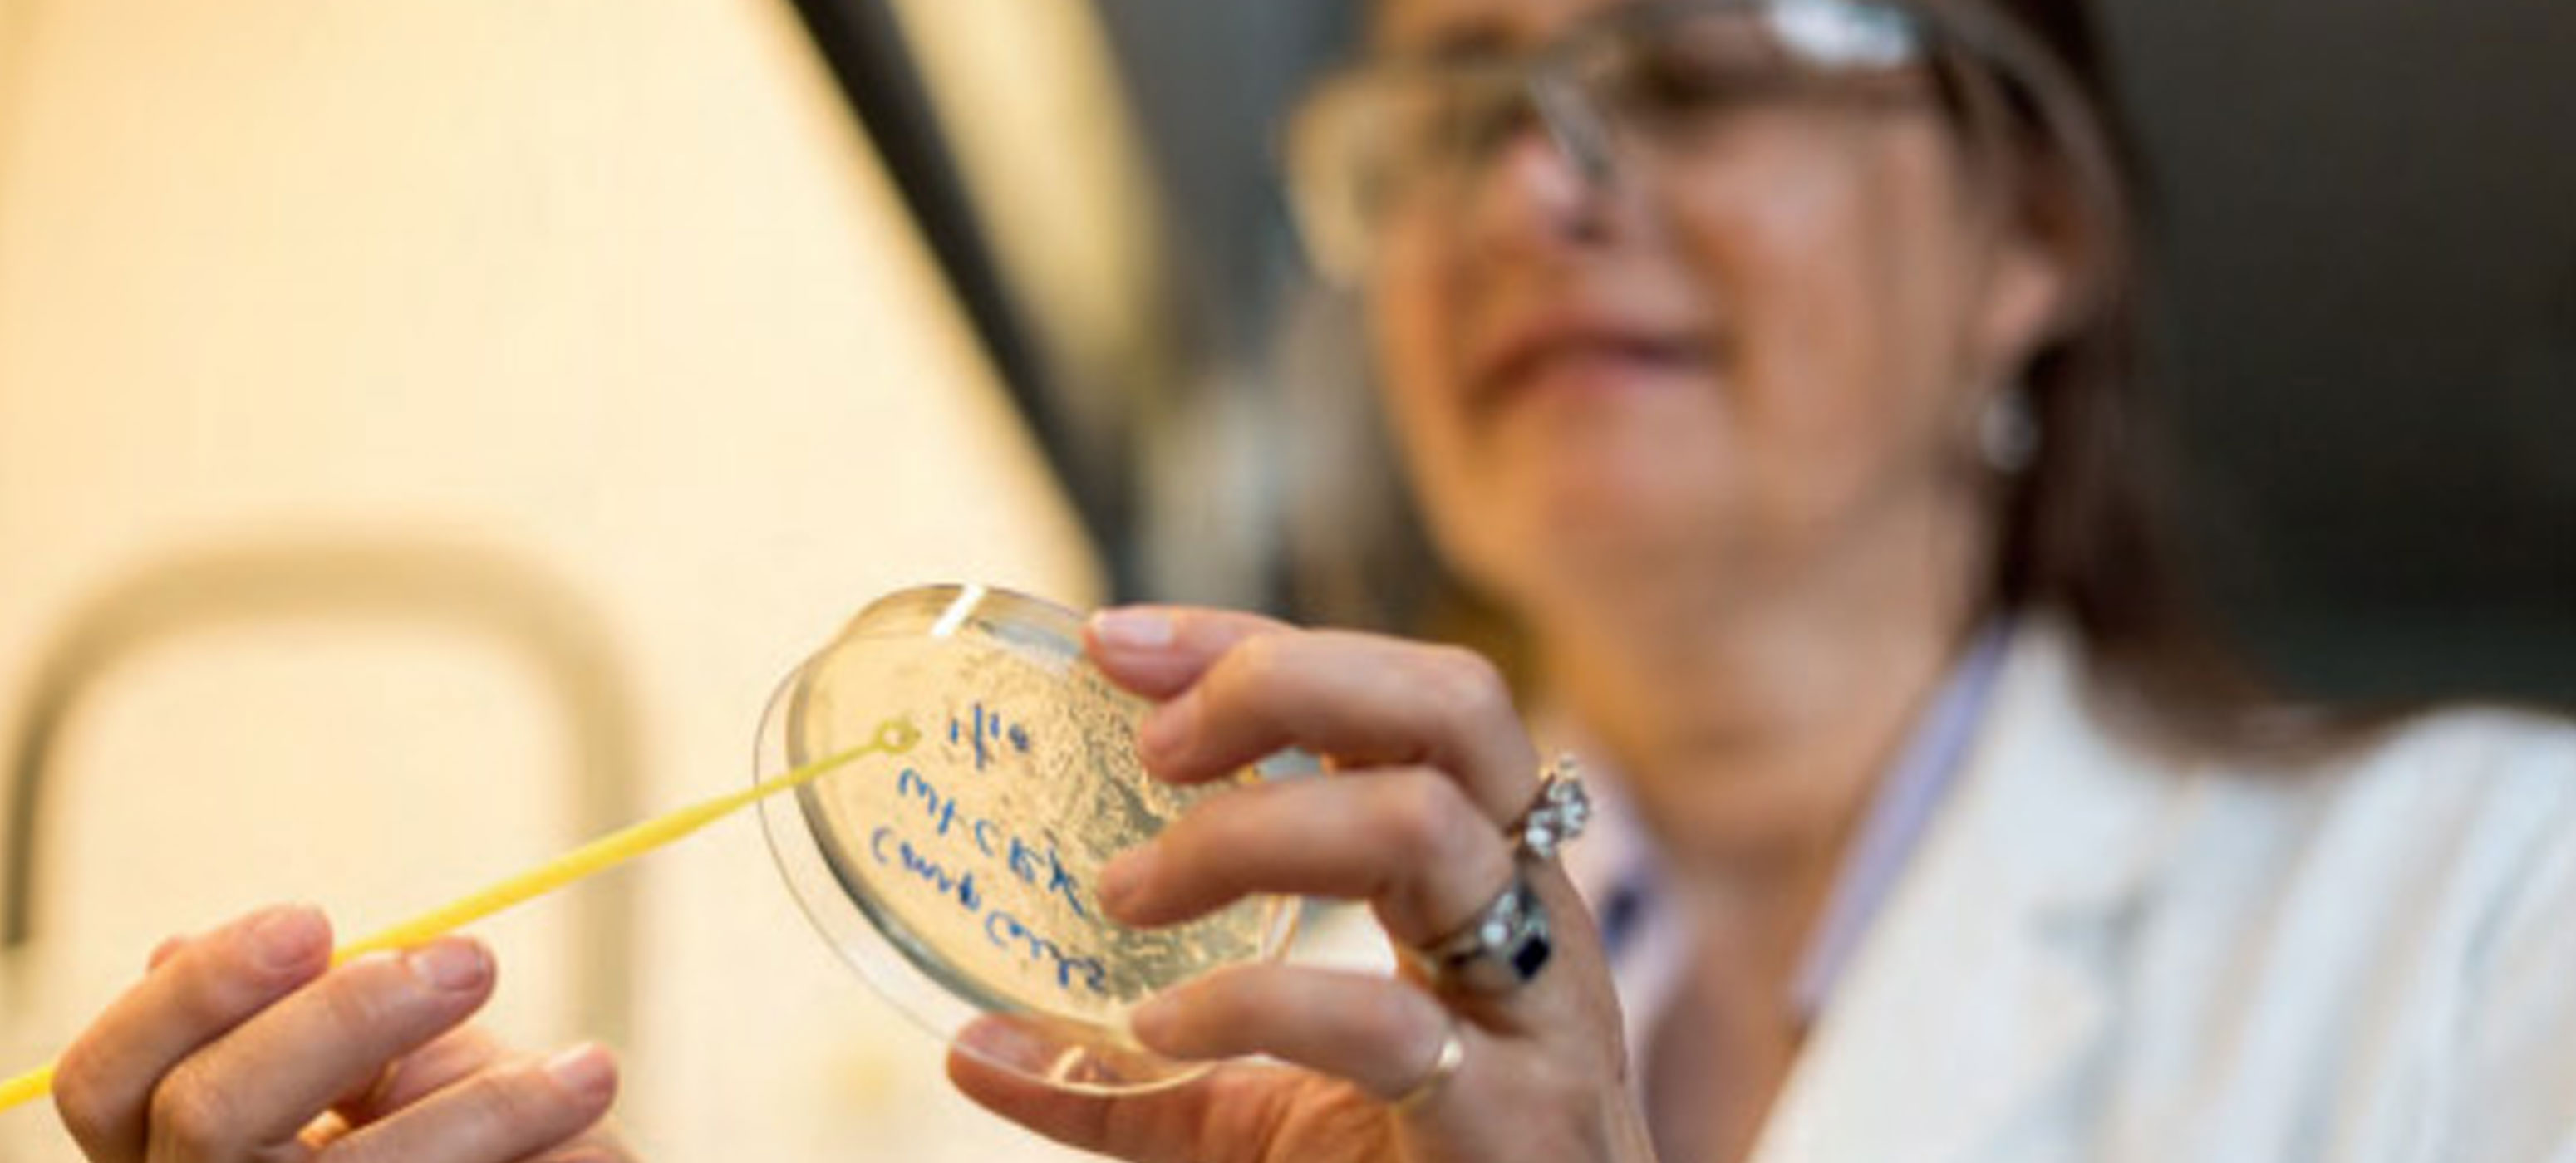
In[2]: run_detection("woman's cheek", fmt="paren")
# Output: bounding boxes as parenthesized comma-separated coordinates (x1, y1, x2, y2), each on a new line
(1368, 282, 1476, 489)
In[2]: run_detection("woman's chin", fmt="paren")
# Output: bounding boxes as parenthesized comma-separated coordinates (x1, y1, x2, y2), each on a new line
(1431, 443, 1745, 618)
(1465, 504, 1741, 627)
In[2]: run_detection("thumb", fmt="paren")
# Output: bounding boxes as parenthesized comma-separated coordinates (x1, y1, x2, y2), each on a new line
(944, 1017, 1288, 1162)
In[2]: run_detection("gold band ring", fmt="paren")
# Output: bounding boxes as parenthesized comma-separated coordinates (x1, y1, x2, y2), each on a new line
(1389, 1019, 1466, 1114)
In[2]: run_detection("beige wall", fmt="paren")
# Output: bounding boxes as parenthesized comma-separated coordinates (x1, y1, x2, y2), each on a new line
(0, 0, 1098, 1158)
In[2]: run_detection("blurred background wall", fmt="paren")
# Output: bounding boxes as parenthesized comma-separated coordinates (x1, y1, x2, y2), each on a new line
(0, 0, 1099, 1159)
(0, 0, 2568, 1160)
(2106, 0, 2576, 701)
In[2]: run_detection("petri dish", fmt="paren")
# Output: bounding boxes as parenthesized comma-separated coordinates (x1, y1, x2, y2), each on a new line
(756, 583, 1297, 1092)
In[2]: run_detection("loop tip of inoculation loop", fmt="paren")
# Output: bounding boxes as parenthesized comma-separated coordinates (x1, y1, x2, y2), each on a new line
(875, 716, 924, 756)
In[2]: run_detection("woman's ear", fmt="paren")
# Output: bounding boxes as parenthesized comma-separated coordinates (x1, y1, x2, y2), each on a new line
(1974, 145, 2107, 378)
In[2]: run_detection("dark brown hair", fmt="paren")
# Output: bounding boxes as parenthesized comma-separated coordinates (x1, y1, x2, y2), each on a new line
(1952, 0, 2369, 758)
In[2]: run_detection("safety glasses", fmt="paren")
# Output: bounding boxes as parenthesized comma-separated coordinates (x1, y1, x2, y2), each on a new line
(1283, 0, 2091, 282)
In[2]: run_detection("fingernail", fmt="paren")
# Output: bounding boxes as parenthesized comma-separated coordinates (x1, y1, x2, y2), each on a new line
(955, 1016, 1054, 1074)
(404, 937, 491, 994)
(247, 905, 327, 972)
(146, 934, 188, 972)
(1097, 848, 1152, 916)
(1091, 607, 1174, 650)
(543, 1043, 616, 1101)
(1138, 695, 1195, 763)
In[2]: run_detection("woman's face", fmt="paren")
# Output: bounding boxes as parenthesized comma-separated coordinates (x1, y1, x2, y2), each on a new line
(1364, 0, 2076, 631)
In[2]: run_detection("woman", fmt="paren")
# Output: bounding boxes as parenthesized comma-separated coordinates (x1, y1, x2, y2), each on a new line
(47, 0, 2576, 1160)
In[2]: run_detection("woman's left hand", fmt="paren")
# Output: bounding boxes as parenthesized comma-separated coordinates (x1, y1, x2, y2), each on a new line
(948, 606, 1655, 1163)
(49, 909, 629, 1163)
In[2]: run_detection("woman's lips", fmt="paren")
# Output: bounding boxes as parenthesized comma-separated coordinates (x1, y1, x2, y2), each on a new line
(1469, 322, 1716, 415)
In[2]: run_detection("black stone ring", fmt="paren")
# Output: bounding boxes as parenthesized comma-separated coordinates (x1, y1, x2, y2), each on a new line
(1415, 870, 1554, 996)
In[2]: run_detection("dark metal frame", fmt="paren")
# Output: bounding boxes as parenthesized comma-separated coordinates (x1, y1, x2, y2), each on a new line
(784, 0, 1134, 591)
(1, 540, 646, 1049)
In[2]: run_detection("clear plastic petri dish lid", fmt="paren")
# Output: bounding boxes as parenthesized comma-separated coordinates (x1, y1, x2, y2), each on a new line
(756, 583, 1298, 1093)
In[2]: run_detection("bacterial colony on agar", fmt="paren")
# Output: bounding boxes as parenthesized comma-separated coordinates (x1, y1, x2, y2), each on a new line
(757, 584, 1298, 1093)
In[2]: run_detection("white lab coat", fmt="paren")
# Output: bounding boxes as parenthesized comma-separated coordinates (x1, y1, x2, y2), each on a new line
(1749, 620, 2576, 1162)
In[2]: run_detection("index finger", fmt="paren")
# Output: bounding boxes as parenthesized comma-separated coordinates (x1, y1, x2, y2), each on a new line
(1084, 606, 1292, 700)
(1095, 610, 1540, 823)
(52, 905, 332, 1163)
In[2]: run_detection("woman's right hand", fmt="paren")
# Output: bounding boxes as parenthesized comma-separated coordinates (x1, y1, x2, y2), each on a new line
(950, 607, 1657, 1163)
(50, 905, 629, 1163)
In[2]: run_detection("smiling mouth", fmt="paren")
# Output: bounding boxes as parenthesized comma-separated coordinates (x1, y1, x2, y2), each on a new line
(1472, 334, 1716, 415)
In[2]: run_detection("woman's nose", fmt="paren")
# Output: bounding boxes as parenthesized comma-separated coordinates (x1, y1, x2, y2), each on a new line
(1463, 120, 1621, 263)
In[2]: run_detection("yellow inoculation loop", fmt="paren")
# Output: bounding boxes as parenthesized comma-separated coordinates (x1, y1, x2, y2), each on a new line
(0, 717, 922, 1115)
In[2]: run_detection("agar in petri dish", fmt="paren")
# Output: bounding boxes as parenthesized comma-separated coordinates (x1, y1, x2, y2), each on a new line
(756, 584, 1297, 1092)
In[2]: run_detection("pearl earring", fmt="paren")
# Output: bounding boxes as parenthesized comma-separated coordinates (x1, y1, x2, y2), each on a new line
(1978, 387, 2040, 474)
